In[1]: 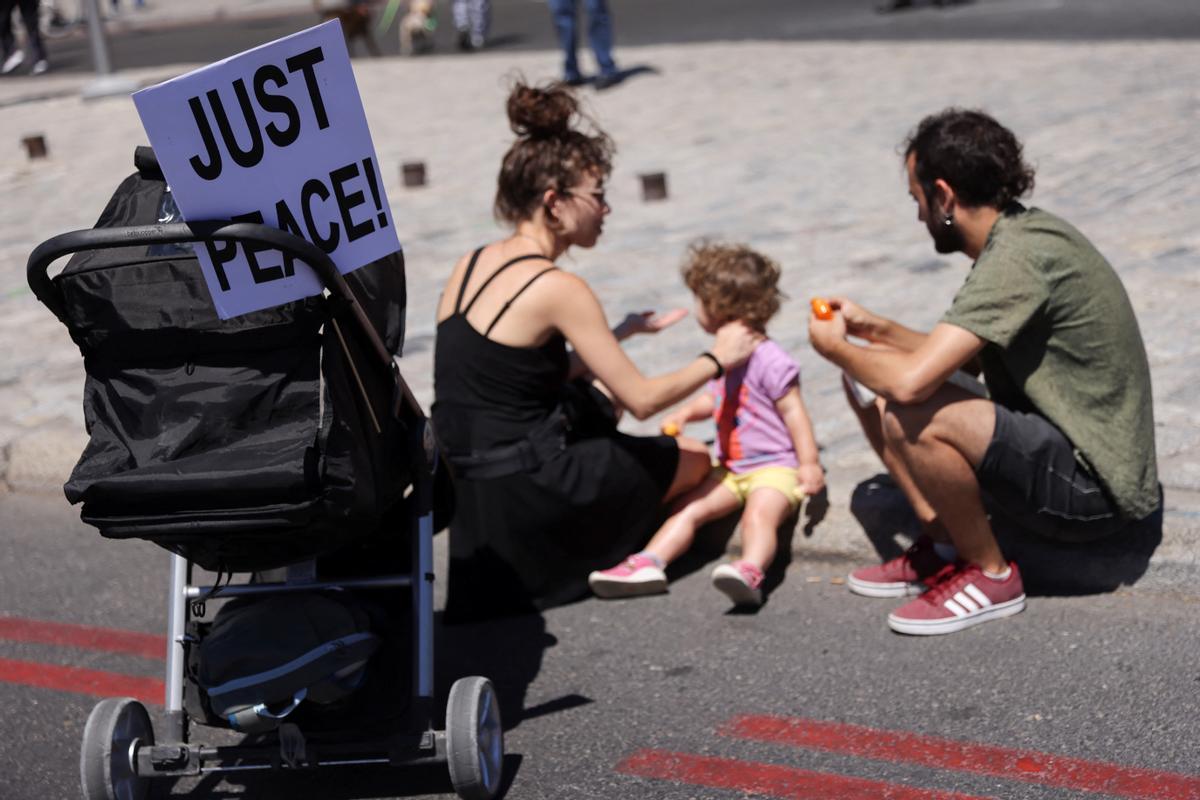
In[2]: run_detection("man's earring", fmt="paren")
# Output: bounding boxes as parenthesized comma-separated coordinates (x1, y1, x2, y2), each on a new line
(942, 213, 955, 227)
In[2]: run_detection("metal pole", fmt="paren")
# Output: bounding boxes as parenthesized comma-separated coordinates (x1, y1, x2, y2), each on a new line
(163, 553, 189, 742)
(81, 0, 138, 99)
(83, 0, 112, 74)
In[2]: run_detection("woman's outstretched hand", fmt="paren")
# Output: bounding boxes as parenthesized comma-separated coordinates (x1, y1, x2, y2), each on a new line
(615, 308, 689, 340)
(710, 321, 762, 371)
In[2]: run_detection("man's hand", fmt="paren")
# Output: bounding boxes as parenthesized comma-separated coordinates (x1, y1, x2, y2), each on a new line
(808, 305, 847, 358)
(828, 297, 883, 342)
(614, 308, 688, 340)
(797, 463, 825, 496)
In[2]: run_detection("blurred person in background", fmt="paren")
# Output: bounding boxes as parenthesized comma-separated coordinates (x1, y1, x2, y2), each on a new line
(547, 0, 620, 89)
(39, 0, 79, 36)
(1, 0, 49, 75)
(453, 0, 490, 50)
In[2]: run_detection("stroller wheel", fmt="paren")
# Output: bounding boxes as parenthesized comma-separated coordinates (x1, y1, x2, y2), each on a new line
(446, 676, 504, 800)
(80, 697, 156, 800)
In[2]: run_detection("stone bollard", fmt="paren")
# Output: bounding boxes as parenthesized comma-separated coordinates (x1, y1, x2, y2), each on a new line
(22, 135, 48, 159)
(640, 172, 667, 202)
(402, 161, 427, 188)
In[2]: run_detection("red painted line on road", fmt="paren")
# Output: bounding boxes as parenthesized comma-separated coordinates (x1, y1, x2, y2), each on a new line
(0, 657, 164, 706)
(0, 616, 166, 660)
(722, 716, 1200, 800)
(618, 749, 993, 800)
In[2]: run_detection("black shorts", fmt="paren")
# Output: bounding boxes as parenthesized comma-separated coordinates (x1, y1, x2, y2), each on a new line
(976, 405, 1124, 543)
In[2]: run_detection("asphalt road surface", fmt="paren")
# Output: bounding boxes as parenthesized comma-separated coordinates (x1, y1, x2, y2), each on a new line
(2, 491, 1199, 799)
(35, 0, 1200, 75)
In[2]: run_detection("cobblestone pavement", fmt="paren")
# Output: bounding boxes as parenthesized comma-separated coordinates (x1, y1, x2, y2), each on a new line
(1, 32, 1196, 574)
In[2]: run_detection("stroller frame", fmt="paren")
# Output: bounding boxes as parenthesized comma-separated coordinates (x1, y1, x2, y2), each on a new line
(28, 222, 503, 799)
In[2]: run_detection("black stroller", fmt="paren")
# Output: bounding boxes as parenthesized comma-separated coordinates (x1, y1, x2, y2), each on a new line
(26, 148, 503, 800)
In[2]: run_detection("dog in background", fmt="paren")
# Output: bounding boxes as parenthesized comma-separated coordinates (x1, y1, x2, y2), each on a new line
(314, 0, 382, 56)
(399, 0, 437, 55)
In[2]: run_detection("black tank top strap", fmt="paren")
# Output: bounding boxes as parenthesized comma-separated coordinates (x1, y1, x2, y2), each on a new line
(453, 247, 485, 314)
(460, 253, 553, 316)
(484, 266, 559, 336)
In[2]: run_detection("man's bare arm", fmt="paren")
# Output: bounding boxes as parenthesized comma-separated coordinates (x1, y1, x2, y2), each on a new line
(828, 296, 928, 352)
(813, 321, 985, 404)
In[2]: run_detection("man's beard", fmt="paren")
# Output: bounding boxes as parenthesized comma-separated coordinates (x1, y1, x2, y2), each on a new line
(926, 211, 965, 254)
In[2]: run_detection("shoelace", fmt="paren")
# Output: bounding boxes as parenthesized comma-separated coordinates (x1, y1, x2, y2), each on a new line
(922, 562, 975, 604)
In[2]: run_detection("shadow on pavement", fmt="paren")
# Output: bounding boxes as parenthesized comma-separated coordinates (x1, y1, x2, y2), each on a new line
(436, 611, 561, 734)
(174, 753, 523, 799)
(666, 512, 738, 585)
(162, 610, 545, 798)
(849, 472, 1163, 596)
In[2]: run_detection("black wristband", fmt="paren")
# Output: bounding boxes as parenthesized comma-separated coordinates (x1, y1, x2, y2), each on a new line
(699, 351, 724, 379)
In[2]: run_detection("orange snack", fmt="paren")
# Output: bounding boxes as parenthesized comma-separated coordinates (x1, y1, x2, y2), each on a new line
(811, 297, 833, 320)
(661, 422, 681, 437)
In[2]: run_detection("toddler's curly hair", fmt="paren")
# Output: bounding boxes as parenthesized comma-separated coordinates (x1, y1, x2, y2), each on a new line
(681, 241, 784, 331)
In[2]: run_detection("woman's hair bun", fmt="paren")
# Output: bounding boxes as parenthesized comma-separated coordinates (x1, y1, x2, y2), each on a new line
(507, 81, 577, 139)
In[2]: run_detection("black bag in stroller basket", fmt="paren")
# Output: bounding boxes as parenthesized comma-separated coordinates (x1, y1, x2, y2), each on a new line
(46, 147, 414, 571)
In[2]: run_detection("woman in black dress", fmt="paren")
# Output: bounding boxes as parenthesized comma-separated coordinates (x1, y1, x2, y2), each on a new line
(433, 81, 759, 622)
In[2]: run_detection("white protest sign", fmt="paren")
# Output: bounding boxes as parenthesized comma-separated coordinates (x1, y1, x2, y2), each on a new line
(132, 20, 400, 319)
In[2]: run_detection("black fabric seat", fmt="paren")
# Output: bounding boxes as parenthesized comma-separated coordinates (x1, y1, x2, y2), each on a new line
(54, 148, 412, 571)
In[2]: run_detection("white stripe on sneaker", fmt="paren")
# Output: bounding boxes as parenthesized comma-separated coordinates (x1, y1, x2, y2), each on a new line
(963, 583, 993, 607)
(952, 591, 979, 612)
(943, 599, 968, 617)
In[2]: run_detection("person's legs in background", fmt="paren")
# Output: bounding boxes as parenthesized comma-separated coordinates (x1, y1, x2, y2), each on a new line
(468, 0, 490, 49)
(547, 0, 582, 84)
(17, 0, 45, 72)
(1, 0, 22, 73)
(451, 0, 472, 49)
(453, 0, 490, 50)
(583, 0, 618, 85)
(3, 0, 46, 74)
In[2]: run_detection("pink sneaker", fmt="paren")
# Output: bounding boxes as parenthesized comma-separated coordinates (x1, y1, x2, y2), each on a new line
(588, 554, 667, 598)
(847, 535, 950, 598)
(887, 561, 1026, 635)
(711, 560, 764, 607)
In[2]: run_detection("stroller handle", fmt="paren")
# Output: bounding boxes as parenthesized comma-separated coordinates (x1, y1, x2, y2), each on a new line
(26, 221, 424, 420)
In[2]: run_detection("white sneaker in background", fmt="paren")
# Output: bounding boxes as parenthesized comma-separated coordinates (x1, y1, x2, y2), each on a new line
(2, 49, 25, 74)
(31, 59, 49, 76)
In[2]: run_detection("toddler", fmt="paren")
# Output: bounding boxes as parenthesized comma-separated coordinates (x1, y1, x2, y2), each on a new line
(588, 242, 825, 607)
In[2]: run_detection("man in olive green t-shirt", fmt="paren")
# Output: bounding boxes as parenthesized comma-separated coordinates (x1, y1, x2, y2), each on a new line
(809, 108, 1159, 636)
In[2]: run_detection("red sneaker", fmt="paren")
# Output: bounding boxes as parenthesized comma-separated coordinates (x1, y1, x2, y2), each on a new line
(847, 536, 950, 598)
(887, 561, 1025, 635)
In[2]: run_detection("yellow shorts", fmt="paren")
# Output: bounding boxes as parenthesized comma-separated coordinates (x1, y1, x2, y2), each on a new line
(714, 465, 804, 511)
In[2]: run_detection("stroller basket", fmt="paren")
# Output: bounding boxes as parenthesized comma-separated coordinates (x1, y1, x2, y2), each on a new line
(28, 214, 417, 572)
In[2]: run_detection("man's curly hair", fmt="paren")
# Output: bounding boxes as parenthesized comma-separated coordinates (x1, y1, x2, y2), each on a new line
(904, 108, 1035, 209)
(681, 241, 784, 331)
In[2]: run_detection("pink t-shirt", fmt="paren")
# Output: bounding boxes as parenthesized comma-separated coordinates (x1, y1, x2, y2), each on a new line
(710, 338, 800, 473)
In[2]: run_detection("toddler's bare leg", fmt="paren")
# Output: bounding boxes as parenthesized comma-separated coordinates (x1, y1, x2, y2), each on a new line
(646, 475, 740, 565)
(664, 435, 714, 503)
(738, 488, 792, 571)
